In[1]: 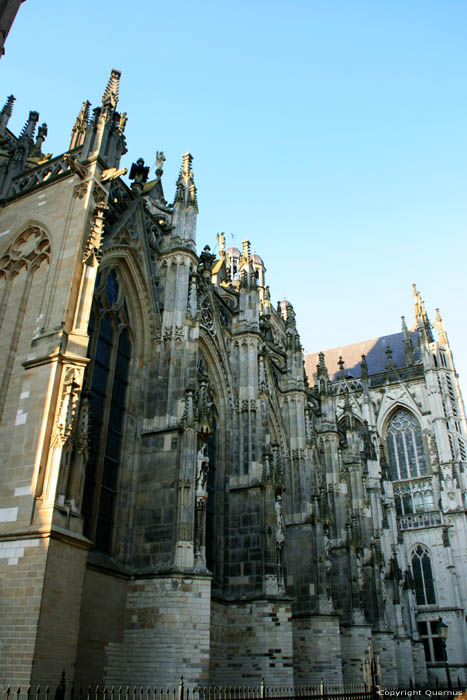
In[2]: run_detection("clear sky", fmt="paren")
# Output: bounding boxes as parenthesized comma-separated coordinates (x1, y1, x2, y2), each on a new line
(2, 1, 467, 390)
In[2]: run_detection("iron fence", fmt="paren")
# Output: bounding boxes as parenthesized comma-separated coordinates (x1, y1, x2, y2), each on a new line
(3, 677, 465, 700)
(3, 676, 378, 700)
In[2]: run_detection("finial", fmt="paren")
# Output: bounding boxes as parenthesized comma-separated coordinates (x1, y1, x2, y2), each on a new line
(0, 95, 15, 129)
(29, 123, 48, 159)
(401, 316, 414, 366)
(118, 112, 127, 135)
(338, 356, 345, 379)
(360, 354, 368, 380)
(435, 308, 448, 347)
(318, 351, 327, 373)
(385, 344, 393, 367)
(101, 69, 121, 110)
(241, 239, 251, 261)
(217, 232, 226, 256)
(173, 152, 198, 210)
(412, 283, 433, 343)
(19, 111, 39, 144)
(75, 101, 90, 128)
(181, 152, 192, 178)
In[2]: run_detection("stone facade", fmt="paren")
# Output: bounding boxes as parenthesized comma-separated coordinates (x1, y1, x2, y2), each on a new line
(0, 72, 466, 689)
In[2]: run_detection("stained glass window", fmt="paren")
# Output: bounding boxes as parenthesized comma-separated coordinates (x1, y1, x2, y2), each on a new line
(82, 268, 132, 554)
(385, 410, 428, 481)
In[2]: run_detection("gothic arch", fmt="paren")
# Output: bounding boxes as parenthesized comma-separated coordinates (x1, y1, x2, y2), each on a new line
(198, 330, 233, 582)
(0, 225, 51, 420)
(98, 247, 158, 363)
(410, 543, 437, 606)
(376, 393, 428, 438)
(81, 251, 155, 558)
(381, 406, 430, 481)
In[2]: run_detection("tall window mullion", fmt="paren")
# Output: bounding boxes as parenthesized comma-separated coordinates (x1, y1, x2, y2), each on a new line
(412, 544, 436, 606)
(82, 268, 132, 555)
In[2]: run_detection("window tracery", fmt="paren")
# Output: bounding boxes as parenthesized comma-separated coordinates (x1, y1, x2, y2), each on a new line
(385, 409, 428, 481)
(411, 544, 436, 606)
(393, 480, 435, 516)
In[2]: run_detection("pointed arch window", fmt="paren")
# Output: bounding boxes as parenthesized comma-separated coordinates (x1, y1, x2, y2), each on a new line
(385, 409, 428, 481)
(82, 268, 132, 554)
(411, 544, 436, 606)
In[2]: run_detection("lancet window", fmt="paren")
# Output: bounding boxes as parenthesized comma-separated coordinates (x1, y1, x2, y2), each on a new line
(82, 268, 132, 554)
(385, 409, 428, 481)
(411, 544, 436, 606)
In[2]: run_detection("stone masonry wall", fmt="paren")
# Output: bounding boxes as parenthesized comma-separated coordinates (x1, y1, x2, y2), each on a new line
(105, 575, 211, 686)
(292, 615, 343, 685)
(394, 637, 415, 686)
(210, 599, 293, 685)
(371, 631, 398, 686)
(75, 566, 128, 686)
(0, 535, 49, 685)
(340, 625, 372, 683)
(32, 535, 88, 685)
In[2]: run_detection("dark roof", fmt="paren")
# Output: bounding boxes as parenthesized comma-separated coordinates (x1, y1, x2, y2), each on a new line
(305, 330, 419, 382)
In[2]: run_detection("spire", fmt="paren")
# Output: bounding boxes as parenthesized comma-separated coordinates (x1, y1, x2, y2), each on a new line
(316, 352, 330, 394)
(413, 283, 433, 343)
(19, 110, 39, 145)
(80, 70, 126, 167)
(173, 152, 198, 211)
(401, 315, 414, 366)
(69, 100, 90, 149)
(101, 69, 121, 111)
(435, 308, 448, 347)
(171, 152, 198, 248)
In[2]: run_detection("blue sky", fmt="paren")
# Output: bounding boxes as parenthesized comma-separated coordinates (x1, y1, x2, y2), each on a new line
(3, 1, 467, 390)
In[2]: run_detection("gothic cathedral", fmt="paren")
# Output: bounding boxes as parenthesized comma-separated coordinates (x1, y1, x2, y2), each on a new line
(0, 72, 466, 688)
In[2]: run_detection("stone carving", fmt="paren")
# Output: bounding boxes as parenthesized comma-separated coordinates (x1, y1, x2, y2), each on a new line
(73, 182, 88, 199)
(63, 152, 87, 179)
(194, 443, 210, 569)
(82, 199, 108, 264)
(196, 445, 209, 494)
(156, 151, 166, 173)
(275, 493, 285, 592)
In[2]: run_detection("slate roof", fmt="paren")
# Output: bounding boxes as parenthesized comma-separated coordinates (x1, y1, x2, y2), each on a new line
(305, 330, 419, 383)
